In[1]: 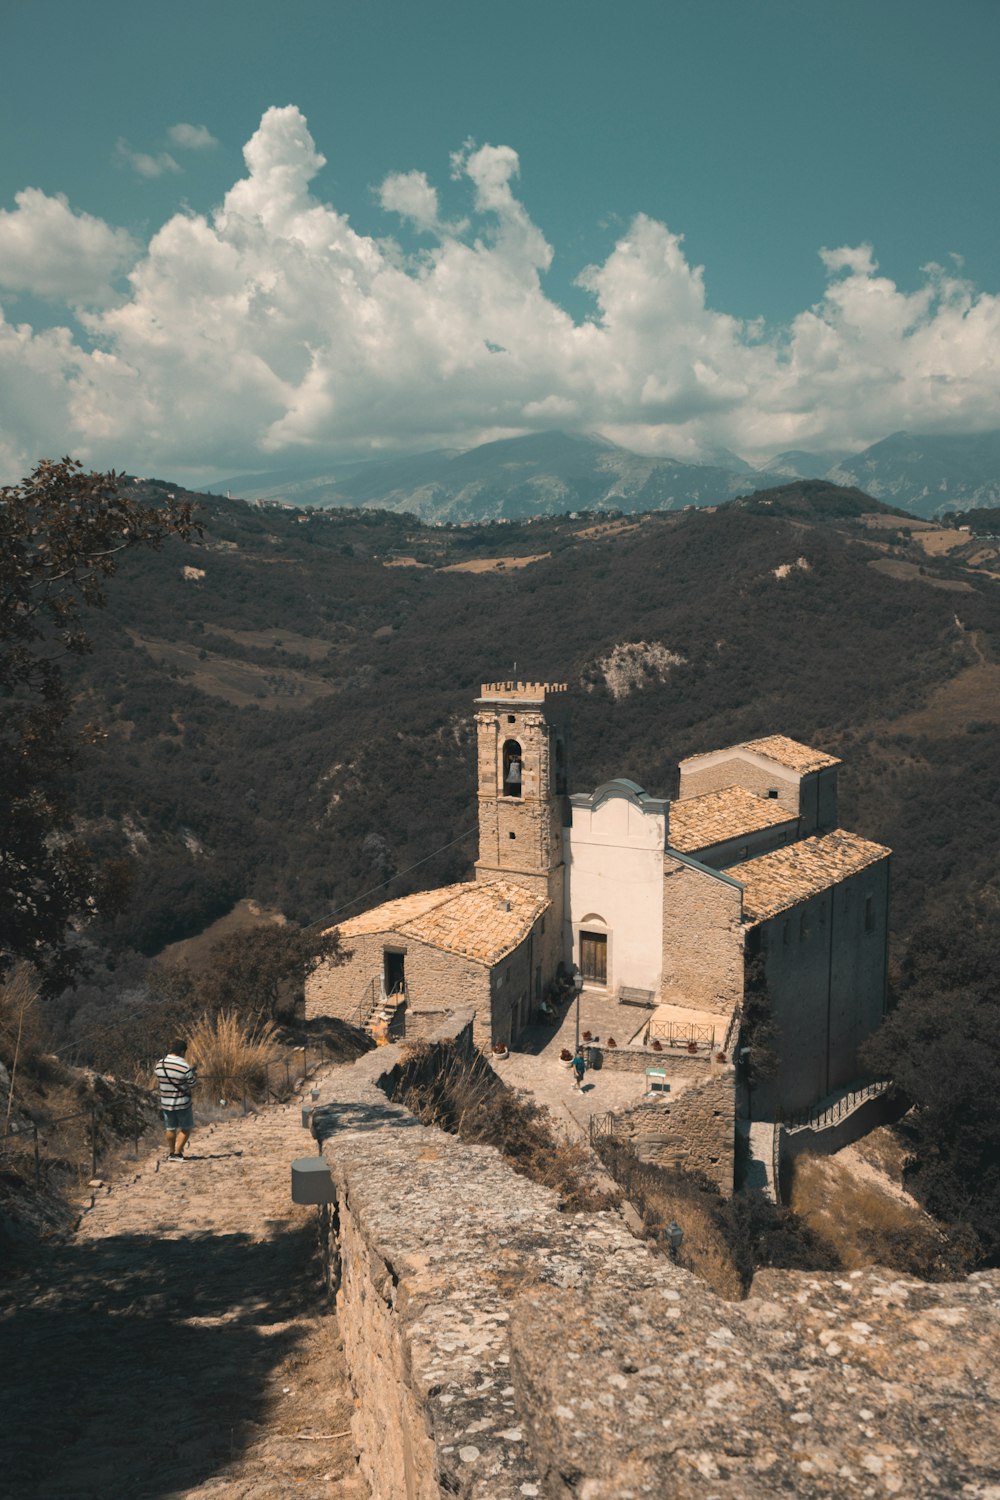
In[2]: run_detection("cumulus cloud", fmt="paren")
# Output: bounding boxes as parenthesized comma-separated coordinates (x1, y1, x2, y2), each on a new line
(0, 188, 138, 304)
(3, 104, 1000, 480)
(167, 122, 219, 151)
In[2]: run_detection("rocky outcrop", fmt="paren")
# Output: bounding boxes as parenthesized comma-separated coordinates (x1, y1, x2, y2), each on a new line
(312, 1021, 1000, 1499)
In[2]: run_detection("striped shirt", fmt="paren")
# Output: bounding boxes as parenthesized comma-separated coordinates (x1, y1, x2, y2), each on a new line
(154, 1053, 197, 1109)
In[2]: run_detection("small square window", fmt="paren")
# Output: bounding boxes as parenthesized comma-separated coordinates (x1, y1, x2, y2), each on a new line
(507, 714, 516, 724)
(767, 788, 779, 799)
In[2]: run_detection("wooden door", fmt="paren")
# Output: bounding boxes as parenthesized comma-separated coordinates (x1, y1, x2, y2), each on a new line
(579, 931, 607, 985)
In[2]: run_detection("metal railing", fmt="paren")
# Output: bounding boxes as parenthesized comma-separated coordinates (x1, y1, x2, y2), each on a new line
(589, 1111, 619, 1143)
(642, 1020, 718, 1050)
(779, 1078, 893, 1132)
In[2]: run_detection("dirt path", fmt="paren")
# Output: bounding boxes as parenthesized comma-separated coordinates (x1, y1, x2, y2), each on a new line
(0, 1078, 366, 1500)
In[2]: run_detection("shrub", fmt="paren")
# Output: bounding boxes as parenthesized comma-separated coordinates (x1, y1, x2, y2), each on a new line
(185, 1010, 282, 1101)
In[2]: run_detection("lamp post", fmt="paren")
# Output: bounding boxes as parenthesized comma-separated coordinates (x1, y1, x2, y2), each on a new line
(573, 967, 584, 1053)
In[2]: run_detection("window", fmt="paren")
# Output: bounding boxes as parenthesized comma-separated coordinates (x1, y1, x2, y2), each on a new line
(767, 788, 779, 799)
(502, 738, 522, 796)
(507, 714, 516, 724)
(865, 894, 875, 932)
(579, 931, 608, 984)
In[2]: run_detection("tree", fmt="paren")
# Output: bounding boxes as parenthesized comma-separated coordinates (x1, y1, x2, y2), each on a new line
(0, 458, 198, 985)
(163, 924, 342, 1024)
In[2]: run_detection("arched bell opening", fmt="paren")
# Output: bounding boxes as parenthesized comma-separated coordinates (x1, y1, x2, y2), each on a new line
(502, 739, 522, 797)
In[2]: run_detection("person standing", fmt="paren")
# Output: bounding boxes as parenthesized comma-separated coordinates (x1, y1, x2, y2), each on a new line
(154, 1039, 197, 1162)
(571, 1048, 586, 1090)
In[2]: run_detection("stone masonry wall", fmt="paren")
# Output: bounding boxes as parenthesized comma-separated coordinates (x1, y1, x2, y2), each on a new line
(614, 1067, 737, 1194)
(309, 1023, 1000, 1498)
(678, 753, 801, 816)
(661, 855, 745, 1013)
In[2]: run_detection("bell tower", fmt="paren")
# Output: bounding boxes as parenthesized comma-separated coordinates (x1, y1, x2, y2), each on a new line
(474, 680, 569, 906)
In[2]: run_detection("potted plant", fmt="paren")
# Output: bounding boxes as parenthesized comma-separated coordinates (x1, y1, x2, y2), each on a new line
(651, 1038, 663, 1052)
(716, 1052, 726, 1064)
(686, 1040, 698, 1054)
(559, 1047, 573, 1067)
(606, 1036, 617, 1048)
(492, 1041, 509, 1061)
(582, 1030, 593, 1042)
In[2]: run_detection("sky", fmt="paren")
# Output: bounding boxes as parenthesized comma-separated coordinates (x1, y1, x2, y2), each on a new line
(2, 0, 999, 485)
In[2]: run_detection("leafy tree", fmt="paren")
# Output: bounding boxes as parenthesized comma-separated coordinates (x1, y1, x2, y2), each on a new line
(0, 458, 197, 985)
(864, 889, 1000, 1263)
(187, 924, 341, 1023)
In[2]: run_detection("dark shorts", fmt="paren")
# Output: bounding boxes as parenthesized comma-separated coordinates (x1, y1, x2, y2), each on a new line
(161, 1104, 194, 1131)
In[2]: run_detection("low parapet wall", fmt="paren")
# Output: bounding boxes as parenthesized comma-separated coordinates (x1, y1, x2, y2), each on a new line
(310, 1014, 1000, 1499)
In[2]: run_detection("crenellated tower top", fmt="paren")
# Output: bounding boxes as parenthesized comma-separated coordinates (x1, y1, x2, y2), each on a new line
(477, 681, 568, 704)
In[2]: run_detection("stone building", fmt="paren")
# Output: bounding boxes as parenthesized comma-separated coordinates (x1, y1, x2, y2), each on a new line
(306, 680, 890, 1117)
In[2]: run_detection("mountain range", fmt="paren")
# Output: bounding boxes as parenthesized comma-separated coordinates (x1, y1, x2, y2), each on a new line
(210, 428, 1000, 524)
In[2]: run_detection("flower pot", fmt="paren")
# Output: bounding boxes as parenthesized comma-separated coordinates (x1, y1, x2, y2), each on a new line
(715, 1052, 726, 1064)
(686, 1041, 698, 1054)
(606, 1037, 617, 1048)
(651, 1039, 663, 1052)
(582, 1031, 593, 1042)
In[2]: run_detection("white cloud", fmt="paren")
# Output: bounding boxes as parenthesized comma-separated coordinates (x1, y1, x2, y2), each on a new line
(0, 188, 138, 304)
(167, 123, 219, 151)
(3, 105, 1000, 480)
(378, 170, 440, 233)
(115, 139, 181, 179)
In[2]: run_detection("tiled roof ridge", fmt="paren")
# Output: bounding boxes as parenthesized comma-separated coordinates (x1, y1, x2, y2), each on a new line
(669, 783, 795, 852)
(681, 734, 841, 774)
(733, 829, 890, 922)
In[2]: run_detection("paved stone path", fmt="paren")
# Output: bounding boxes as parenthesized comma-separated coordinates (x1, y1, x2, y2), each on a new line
(0, 1077, 366, 1500)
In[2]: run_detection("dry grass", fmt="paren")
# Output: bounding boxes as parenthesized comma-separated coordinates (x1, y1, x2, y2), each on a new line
(788, 1149, 974, 1279)
(185, 1010, 282, 1101)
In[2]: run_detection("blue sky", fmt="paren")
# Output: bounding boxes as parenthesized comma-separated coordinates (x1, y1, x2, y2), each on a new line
(2, 0, 999, 482)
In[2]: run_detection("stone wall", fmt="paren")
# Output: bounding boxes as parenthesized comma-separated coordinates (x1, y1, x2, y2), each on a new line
(310, 1019, 1000, 1499)
(661, 854, 745, 1013)
(753, 855, 890, 1117)
(306, 930, 492, 1043)
(612, 1068, 737, 1193)
(677, 749, 802, 815)
(596, 1045, 714, 1080)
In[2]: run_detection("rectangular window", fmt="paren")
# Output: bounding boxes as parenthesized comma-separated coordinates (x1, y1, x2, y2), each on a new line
(579, 931, 608, 985)
(865, 895, 875, 933)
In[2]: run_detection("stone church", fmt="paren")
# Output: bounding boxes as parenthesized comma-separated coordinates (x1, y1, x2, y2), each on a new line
(306, 680, 890, 1116)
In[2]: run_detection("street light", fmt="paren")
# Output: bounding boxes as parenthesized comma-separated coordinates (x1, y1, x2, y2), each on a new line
(573, 966, 584, 1053)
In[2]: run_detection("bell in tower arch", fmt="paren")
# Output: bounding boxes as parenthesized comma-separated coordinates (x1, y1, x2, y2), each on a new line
(502, 739, 523, 796)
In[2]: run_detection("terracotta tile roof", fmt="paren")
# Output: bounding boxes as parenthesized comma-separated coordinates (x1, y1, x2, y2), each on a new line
(730, 831, 891, 923)
(331, 880, 548, 966)
(736, 735, 841, 774)
(669, 785, 795, 853)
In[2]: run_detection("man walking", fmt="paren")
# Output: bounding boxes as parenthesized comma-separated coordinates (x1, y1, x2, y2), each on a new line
(154, 1039, 197, 1162)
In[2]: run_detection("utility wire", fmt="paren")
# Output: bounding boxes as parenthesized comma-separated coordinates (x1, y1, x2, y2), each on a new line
(302, 826, 478, 931)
